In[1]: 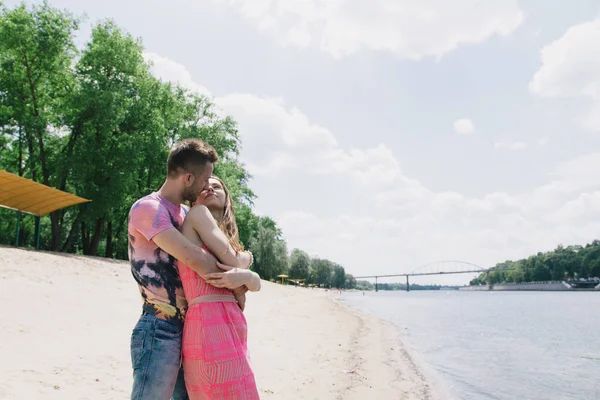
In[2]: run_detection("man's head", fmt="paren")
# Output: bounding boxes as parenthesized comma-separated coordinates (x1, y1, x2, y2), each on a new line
(167, 139, 218, 202)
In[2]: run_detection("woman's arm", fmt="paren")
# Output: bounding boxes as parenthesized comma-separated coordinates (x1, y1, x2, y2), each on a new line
(205, 263, 261, 292)
(184, 205, 252, 268)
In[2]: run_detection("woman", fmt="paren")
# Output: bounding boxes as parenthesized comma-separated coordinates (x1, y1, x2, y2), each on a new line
(179, 176, 261, 399)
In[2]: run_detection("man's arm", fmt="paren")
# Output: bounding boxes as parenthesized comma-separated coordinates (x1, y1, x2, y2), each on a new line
(153, 228, 225, 277)
(130, 199, 241, 287)
(232, 286, 248, 312)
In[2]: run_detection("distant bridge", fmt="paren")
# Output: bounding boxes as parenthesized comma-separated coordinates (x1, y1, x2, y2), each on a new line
(354, 260, 514, 292)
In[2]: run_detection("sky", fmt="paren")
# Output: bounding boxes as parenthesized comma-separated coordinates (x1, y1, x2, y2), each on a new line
(8, 0, 600, 284)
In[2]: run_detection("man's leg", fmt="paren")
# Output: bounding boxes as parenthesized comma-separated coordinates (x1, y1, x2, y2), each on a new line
(130, 313, 188, 400)
(172, 366, 189, 400)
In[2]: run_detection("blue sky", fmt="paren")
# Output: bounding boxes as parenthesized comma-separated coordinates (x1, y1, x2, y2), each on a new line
(9, 0, 600, 284)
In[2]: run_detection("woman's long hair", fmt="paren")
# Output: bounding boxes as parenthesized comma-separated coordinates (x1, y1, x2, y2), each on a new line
(211, 176, 244, 253)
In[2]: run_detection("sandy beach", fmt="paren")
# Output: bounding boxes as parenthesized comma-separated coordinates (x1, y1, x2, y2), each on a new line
(0, 246, 439, 400)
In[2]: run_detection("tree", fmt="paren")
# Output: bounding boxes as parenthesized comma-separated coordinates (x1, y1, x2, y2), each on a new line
(582, 245, 600, 278)
(249, 221, 288, 280)
(0, 1, 79, 249)
(471, 240, 600, 285)
(273, 239, 289, 278)
(310, 258, 333, 287)
(235, 204, 259, 249)
(258, 216, 282, 238)
(0, 2, 257, 259)
(355, 280, 374, 291)
(289, 249, 310, 280)
(345, 274, 357, 289)
(65, 20, 150, 255)
(332, 264, 346, 288)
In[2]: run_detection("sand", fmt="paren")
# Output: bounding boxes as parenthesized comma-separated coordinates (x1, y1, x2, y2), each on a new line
(0, 246, 439, 400)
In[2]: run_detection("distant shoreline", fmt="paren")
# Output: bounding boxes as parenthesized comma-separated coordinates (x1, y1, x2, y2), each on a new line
(459, 281, 600, 292)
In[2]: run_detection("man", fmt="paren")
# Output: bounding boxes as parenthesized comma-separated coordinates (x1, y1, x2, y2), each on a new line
(128, 139, 249, 399)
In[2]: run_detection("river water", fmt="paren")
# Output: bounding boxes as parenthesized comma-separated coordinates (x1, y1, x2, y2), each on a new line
(341, 290, 600, 400)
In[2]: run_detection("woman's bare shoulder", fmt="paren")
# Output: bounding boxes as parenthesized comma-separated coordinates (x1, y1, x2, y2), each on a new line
(187, 204, 211, 219)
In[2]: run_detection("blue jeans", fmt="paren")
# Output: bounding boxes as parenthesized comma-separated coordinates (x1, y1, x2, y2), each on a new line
(130, 312, 189, 400)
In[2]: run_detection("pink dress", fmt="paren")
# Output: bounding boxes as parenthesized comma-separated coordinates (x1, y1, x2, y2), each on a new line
(180, 245, 259, 399)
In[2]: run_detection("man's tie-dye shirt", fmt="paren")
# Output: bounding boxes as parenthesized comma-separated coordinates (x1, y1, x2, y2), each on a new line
(128, 192, 189, 325)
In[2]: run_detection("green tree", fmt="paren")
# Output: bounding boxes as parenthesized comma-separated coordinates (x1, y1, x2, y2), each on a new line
(582, 245, 600, 278)
(355, 280, 374, 291)
(289, 249, 311, 280)
(332, 264, 346, 288)
(0, 1, 79, 249)
(471, 240, 600, 284)
(65, 20, 150, 255)
(0, 2, 267, 261)
(235, 204, 259, 249)
(249, 221, 288, 280)
(258, 216, 282, 238)
(345, 274, 357, 289)
(310, 258, 333, 287)
(273, 239, 289, 278)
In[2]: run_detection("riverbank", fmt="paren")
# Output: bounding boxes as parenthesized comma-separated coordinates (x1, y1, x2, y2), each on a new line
(459, 281, 600, 291)
(0, 246, 439, 399)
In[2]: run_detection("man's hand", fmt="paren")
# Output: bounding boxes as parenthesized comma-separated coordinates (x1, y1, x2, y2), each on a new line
(232, 286, 248, 312)
(204, 262, 252, 289)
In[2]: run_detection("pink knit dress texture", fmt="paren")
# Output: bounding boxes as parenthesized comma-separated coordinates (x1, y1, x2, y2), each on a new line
(180, 245, 259, 400)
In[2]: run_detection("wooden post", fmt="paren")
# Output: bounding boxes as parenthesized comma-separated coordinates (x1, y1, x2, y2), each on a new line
(35, 216, 41, 250)
(15, 211, 21, 247)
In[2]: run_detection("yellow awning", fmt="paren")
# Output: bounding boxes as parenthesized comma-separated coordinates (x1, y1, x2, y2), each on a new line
(0, 170, 91, 216)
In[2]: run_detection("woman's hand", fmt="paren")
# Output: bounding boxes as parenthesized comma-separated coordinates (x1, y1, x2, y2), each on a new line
(204, 263, 253, 289)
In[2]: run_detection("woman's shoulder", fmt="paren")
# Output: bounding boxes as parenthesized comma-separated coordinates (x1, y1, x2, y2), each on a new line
(185, 204, 213, 221)
(188, 204, 210, 215)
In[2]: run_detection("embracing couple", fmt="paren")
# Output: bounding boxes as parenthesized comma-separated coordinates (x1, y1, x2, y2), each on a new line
(127, 139, 261, 399)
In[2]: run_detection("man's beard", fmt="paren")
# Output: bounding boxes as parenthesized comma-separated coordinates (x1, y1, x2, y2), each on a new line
(182, 184, 200, 203)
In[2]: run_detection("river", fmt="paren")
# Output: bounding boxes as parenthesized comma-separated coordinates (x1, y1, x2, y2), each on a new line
(341, 290, 600, 400)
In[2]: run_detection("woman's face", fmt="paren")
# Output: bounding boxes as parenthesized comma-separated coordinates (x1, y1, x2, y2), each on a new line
(196, 177, 226, 210)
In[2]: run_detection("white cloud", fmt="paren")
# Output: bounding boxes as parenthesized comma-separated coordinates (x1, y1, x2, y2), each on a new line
(546, 191, 600, 225)
(215, 94, 337, 148)
(453, 118, 476, 134)
(550, 152, 600, 191)
(217, 0, 524, 59)
(144, 52, 211, 96)
(537, 136, 549, 146)
(494, 141, 528, 150)
(529, 19, 600, 131)
(214, 93, 403, 183)
(143, 53, 400, 182)
(147, 53, 600, 281)
(279, 148, 600, 274)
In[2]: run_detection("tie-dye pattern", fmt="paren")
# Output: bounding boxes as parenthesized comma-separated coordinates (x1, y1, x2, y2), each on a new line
(128, 192, 189, 325)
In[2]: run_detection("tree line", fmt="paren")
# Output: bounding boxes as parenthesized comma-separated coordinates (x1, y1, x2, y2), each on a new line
(0, 2, 356, 287)
(470, 240, 600, 285)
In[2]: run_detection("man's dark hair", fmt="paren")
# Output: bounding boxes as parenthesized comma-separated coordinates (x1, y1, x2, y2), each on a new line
(167, 139, 218, 177)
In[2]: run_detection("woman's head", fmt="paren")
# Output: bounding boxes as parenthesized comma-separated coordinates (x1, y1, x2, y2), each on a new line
(195, 176, 243, 252)
(196, 176, 227, 210)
